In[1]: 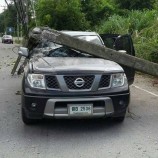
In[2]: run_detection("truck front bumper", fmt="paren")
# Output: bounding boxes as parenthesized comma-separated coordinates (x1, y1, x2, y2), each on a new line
(22, 93, 130, 119)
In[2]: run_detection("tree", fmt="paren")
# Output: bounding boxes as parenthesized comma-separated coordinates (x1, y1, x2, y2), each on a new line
(36, 0, 90, 30)
(81, 0, 114, 26)
(113, 0, 156, 10)
(0, 3, 17, 35)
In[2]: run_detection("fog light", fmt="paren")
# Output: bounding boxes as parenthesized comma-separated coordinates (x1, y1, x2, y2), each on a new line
(119, 100, 126, 108)
(119, 100, 125, 106)
(31, 103, 37, 108)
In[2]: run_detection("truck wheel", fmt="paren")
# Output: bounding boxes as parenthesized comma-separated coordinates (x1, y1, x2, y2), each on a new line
(112, 110, 126, 123)
(22, 108, 38, 125)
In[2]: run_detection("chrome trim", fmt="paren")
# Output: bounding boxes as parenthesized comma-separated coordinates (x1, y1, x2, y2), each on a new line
(74, 78, 85, 88)
(56, 75, 68, 91)
(98, 75, 112, 90)
(91, 75, 102, 91)
(44, 97, 114, 118)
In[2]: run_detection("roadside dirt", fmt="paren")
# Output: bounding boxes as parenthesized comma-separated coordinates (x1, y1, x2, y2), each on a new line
(133, 72, 158, 95)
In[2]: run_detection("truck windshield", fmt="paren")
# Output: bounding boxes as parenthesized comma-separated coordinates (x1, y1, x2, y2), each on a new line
(47, 46, 93, 57)
(33, 35, 102, 58)
(77, 35, 103, 46)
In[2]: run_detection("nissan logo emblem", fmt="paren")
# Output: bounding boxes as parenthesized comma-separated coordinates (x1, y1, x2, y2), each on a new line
(74, 78, 85, 88)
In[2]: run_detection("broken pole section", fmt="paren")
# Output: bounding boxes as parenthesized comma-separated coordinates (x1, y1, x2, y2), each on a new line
(11, 55, 22, 75)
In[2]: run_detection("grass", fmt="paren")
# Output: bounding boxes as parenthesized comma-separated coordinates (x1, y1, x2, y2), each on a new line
(95, 10, 158, 63)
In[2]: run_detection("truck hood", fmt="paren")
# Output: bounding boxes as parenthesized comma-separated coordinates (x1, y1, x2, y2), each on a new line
(3, 38, 12, 40)
(32, 57, 124, 73)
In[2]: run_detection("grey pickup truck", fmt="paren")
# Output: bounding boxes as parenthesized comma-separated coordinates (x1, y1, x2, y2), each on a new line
(19, 31, 135, 125)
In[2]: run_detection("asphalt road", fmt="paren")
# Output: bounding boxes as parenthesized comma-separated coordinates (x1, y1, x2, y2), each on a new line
(0, 43, 158, 158)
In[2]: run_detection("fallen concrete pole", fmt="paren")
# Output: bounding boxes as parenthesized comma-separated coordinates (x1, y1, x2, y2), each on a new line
(30, 28, 158, 77)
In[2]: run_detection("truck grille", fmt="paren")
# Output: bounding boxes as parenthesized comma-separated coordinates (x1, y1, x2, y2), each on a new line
(99, 75, 111, 88)
(64, 75, 95, 90)
(45, 75, 60, 89)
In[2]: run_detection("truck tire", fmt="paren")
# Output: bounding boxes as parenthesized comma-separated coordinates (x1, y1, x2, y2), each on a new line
(112, 110, 126, 123)
(22, 108, 38, 125)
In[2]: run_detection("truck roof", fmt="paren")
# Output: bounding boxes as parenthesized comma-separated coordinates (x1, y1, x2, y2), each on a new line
(61, 31, 99, 36)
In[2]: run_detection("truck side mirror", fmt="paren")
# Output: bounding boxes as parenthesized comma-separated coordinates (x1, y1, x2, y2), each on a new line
(18, 47, 29, 57)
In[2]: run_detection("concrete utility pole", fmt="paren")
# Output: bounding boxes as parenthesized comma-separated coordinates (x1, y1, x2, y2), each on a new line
(28, 28, 158, 77)
(12, 27, 158, 77)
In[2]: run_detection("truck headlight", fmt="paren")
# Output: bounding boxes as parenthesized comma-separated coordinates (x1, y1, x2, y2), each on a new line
(27, 74, 46, 89)
(111, 73, 126, 87)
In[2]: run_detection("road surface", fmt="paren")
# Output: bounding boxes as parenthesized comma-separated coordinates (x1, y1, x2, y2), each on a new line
(0, 43, 158, 158)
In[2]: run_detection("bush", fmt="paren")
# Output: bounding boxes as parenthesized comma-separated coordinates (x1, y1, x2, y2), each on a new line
(135, 42, 158, 63)
(14, 39, 22, 44)
(81, 0, 115, 26)
(113, 0, 155, 10)
(135, 20, 158, 63)
(96, 10, 157, 33)
(95, 10, 158, 63)
(36, 0, 90, 30)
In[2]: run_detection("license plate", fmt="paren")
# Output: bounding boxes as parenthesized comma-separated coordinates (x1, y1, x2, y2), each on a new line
(68, 104, 93, 115)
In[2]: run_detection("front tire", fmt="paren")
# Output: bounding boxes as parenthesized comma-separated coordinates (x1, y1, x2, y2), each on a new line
(112, 110, 126, 123)
(22, 108, 38, 125)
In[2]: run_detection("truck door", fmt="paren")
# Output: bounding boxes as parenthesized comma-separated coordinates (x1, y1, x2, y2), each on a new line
(100, 34, 135, 85)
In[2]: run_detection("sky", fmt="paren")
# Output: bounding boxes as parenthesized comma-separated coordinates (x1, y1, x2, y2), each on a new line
(0, 0, 7, 13)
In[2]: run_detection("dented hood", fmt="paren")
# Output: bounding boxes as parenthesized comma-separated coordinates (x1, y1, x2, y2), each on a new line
(32, 57, 124, 73)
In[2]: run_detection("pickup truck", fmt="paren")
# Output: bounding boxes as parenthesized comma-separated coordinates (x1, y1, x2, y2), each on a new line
(19, 31, 135, 125)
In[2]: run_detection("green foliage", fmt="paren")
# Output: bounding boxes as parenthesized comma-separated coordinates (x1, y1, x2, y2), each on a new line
(36, 0, 90, 30)
(0, 14, 5, 33)
(35, 0, 115, 30)
(14, 39, 22, 44)
(0, 4, 17, 34)
(81, 0, 115, 26)
(134, 20, 158, 63)
(95, 10, 158, 63)
(113, 0, 156, 10)
(135, 42, 158, 63)
(96, 10, 157, 34)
